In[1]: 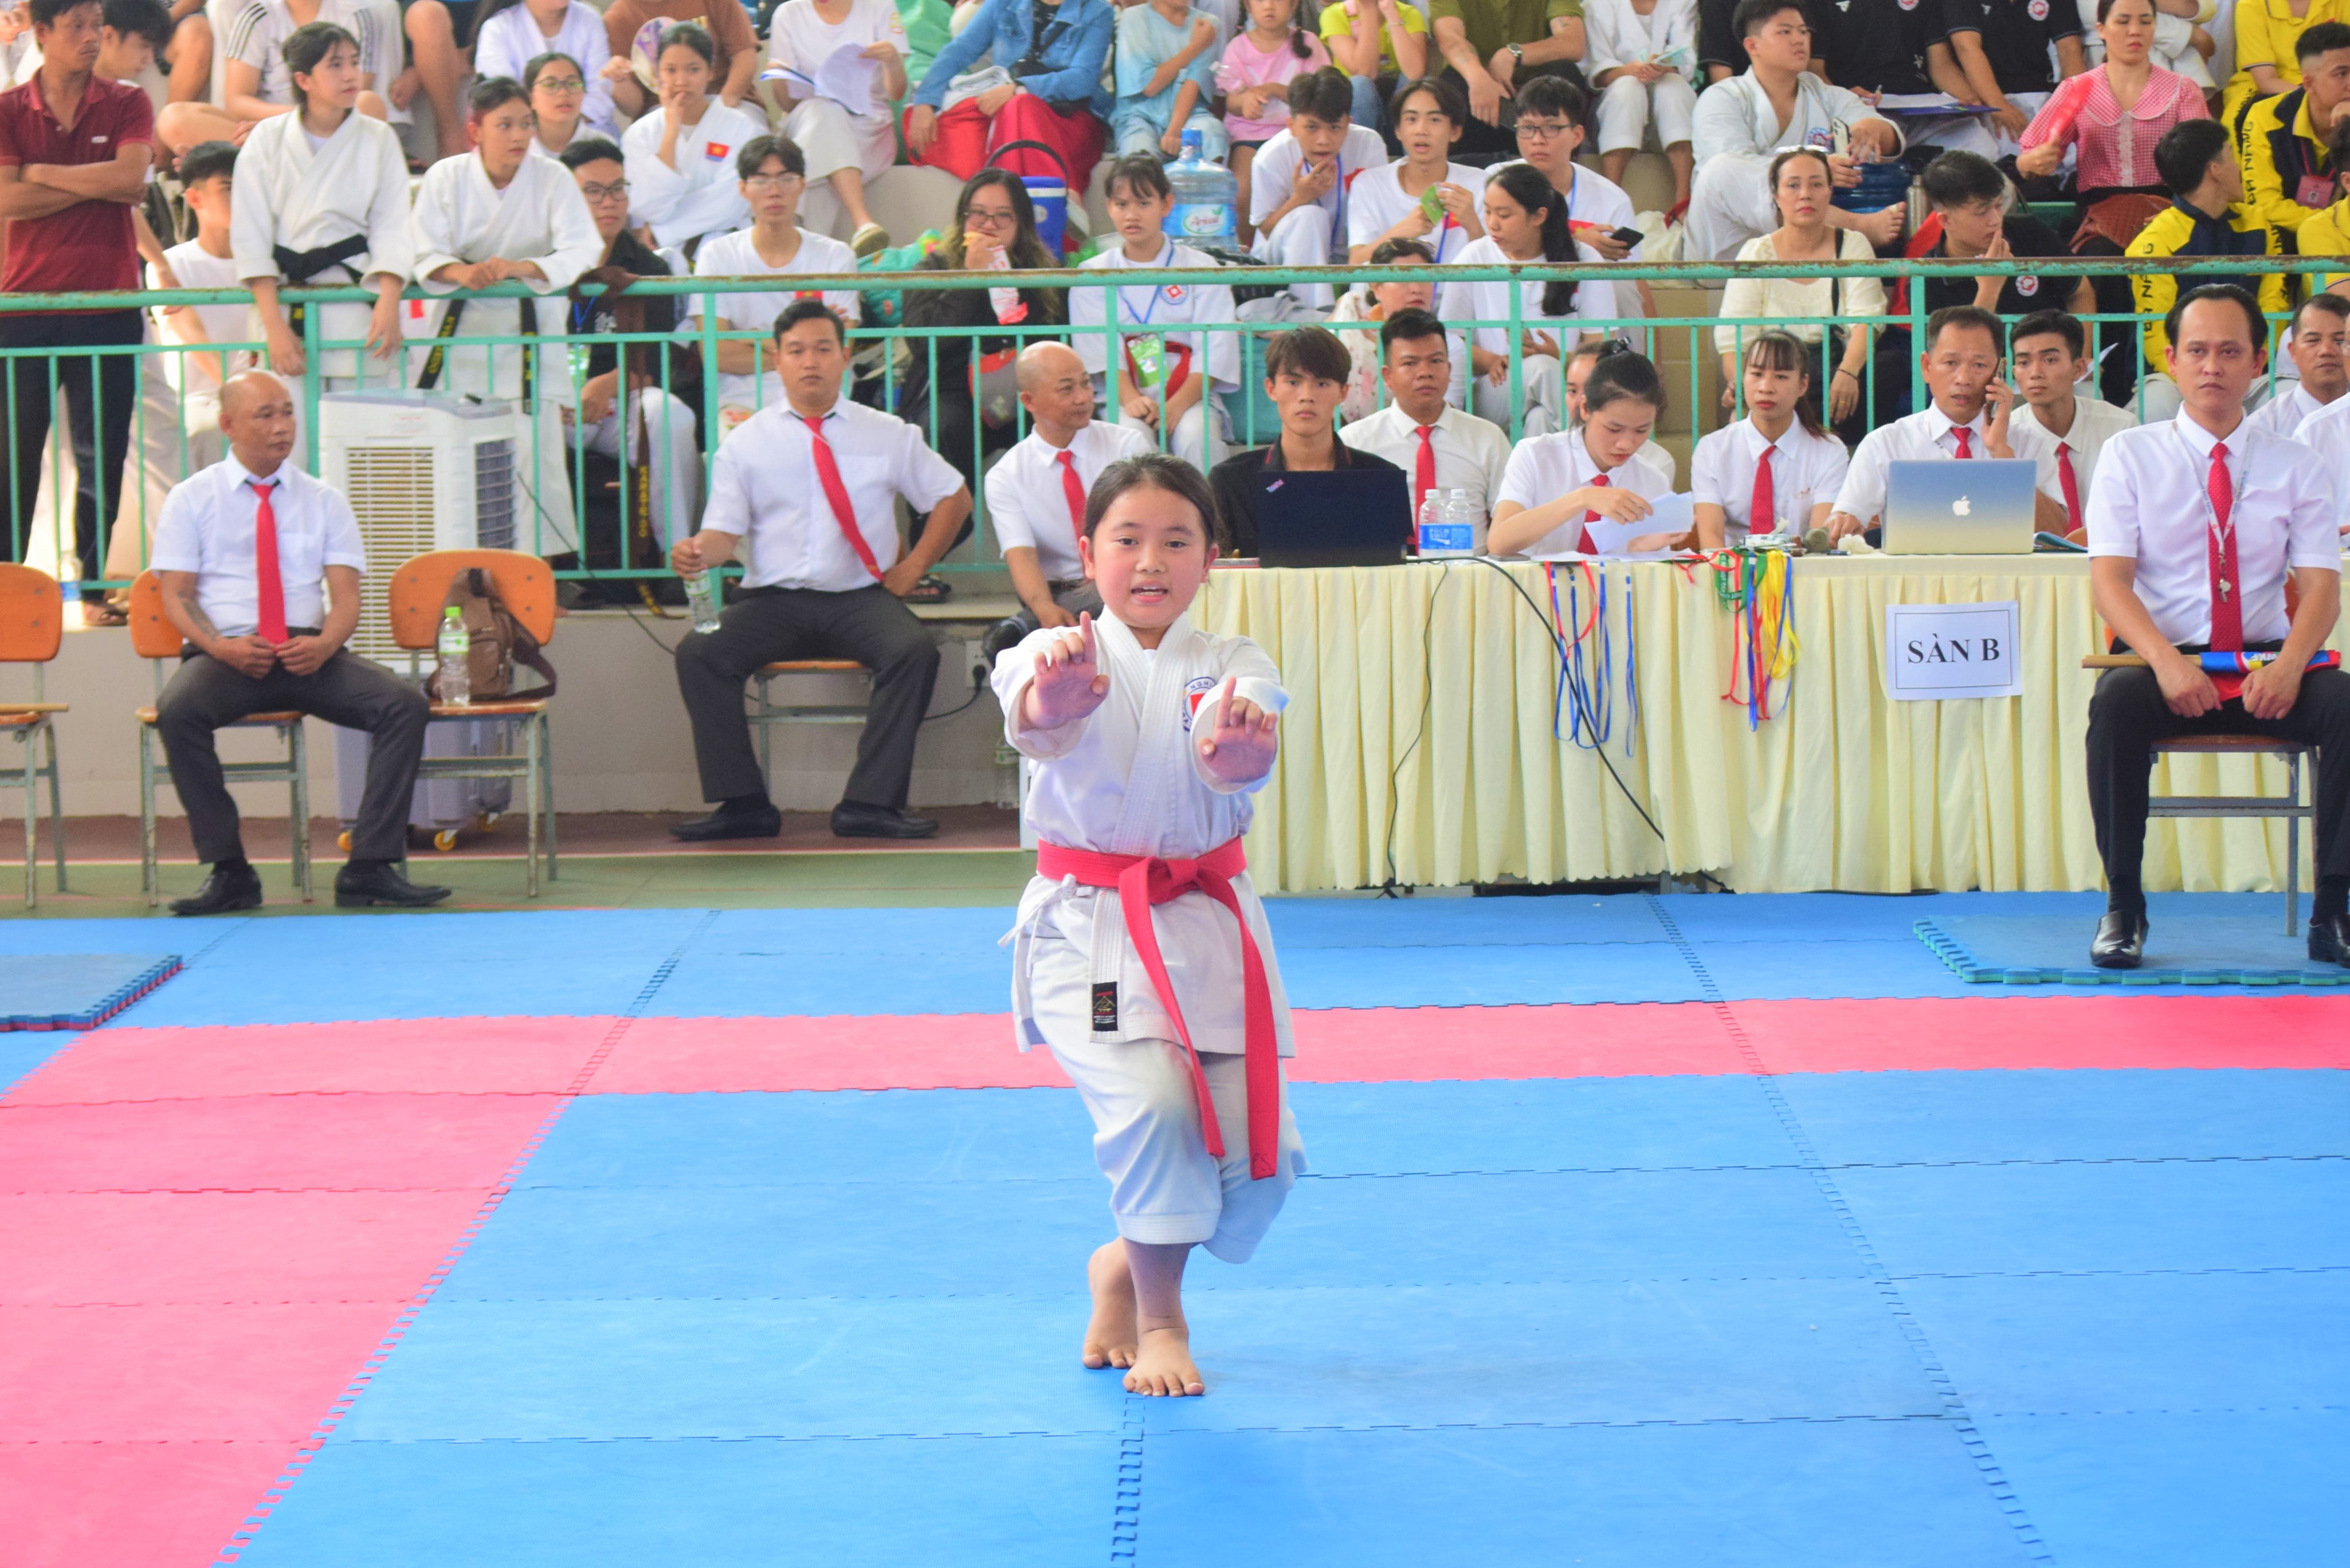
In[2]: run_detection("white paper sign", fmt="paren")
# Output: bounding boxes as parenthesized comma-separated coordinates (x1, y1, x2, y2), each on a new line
(1884, 601, 2023, 701)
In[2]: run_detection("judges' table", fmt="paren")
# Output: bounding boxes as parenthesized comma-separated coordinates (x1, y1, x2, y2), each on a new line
(1194, 553, 2348, 896)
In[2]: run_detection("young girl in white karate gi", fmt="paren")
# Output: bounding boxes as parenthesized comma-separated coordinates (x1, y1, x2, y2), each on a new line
(994, 451, 1304, 1400)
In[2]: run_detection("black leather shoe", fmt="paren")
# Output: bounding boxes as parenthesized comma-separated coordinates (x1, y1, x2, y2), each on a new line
(334, 863, 453, 908)
(830, 801, 940, 839)
(669, 804, 783, 841)
(170, 863, 263, 916)
(2091, 910, 2148, 969)
(2309, 913, 2350, 967)
(981, 614, 1031, 665)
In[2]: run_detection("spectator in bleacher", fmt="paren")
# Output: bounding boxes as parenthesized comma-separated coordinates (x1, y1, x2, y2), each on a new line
(0, 0, 152, 590)
(1583, 0, 1696, 218)
(1827, 304, 2067, 543)
(984, 341, 1152, 636)
(602, 0, 759, 120)
(1713, 147, 1882, 439)
(525, 49, 596, 158)
(560, 135, 705, 559)
(2245, 292, 2350, 433)
(622, 22, 764, 256)
(2241, 22, 2350, 247)
(1686, 0, 1902, 262)
(1111, 0, 1226, 160)
(1218, 0, 1331, 238)
(1328, 236, 1473, 415)
(1209, 324, 1402, 555)
(1345, 74, 1485, 272)
(2007, 308, 2135, 539)
(2125, 118, 2285, 422)
(670, 298, 970, 842)
(1453, 159, 1605, 436)
(766, 0, 909, 257)
(1694, 0, 1733, 80)
(2222, 0, 2337, 131)
(1340, 305, 1512, 527)
(1509, 74, 1653, 325)
(1701, 0, 1964, 102)
(1489, 348, 1671, 556)
(1943, 0, 2088, 162)
(1424, 0, 1588, 158)
(154, 0, 388, 157)
(1319, 0, 1426, 131)
(411, 76, 602, 547)
(1072, 152, 1241, 470)
(148, 139, 243, 480)
(903, 0, 1113, 187)
(386, 0, 469, 167)
(1247, 66, 1384, 307)
(898, 168, 1070, 515)
(2290, 116, 2350, 281)
(1563, 337, 1672, 476)
(1691, 328, 1846, 547)
(229, 23, 409, 400)
(473, 0, 617, 137)
(691, 135, 861, 430)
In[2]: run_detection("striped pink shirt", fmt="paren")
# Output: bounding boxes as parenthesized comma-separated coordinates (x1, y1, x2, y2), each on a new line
(2020, 65, 2211, 193)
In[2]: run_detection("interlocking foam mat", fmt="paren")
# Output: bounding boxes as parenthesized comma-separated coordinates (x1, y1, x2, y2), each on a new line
(0, 954, 182, 1031)
(1918, 914, 2348, 987)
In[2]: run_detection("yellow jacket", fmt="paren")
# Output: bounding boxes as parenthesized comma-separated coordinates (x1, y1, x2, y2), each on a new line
(2241, 87, 2336, 239)
(2124, 199, 2289, 370)
(2226, 0, 2350, 117)
(2297, 195, 2350, 288)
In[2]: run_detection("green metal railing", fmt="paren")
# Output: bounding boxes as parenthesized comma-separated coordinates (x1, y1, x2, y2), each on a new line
(1, 251, 2336, 595)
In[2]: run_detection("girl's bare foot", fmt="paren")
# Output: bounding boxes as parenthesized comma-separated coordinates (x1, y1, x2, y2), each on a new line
(1125, 1325, 1205, 1397)
(1082, 1241, 1138, 1370)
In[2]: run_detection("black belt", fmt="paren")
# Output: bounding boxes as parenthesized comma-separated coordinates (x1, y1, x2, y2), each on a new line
(273, 235, 371, 338)
(416, 294, 538, 412)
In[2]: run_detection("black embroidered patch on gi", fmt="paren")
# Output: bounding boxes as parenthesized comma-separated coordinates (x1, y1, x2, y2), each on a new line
(1091, 982, 1119, 1031)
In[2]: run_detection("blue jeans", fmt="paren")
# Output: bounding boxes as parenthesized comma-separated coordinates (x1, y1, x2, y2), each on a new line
(1348, 72, 1382, 132)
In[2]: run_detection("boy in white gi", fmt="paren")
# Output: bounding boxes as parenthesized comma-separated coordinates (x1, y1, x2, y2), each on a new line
(994, 451, 1305, 1399)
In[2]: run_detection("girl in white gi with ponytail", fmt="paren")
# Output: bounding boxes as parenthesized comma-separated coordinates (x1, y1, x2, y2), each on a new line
(994, 451, 1305, 1400)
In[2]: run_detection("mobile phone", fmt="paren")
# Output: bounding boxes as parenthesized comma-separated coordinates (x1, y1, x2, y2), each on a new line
(1609, 226, 1644, 247)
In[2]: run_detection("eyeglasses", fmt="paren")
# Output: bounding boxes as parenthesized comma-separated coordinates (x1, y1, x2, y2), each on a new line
(964, 206, 1018, 226)
(743, 172, 804, 190)
(579, 179, 629, 202)
(533, 76, 586, 94)
(1514, 119, 1571, 141)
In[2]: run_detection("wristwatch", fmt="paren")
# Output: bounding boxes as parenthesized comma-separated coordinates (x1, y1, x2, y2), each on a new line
(1507, 41, 1525, 61)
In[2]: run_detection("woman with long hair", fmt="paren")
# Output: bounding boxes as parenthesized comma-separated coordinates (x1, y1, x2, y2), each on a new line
(523, 52, 595, 159)
(1690, 331, 1849, 548)
(621, 22, 766, 254)
(1713, 147, 1884, 442)
(476, 0, 618, 136)
(1450, 159, 1605, 437)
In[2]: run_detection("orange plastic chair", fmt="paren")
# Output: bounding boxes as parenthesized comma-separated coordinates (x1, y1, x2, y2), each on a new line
(130, 570, 313, 906)
(0, 564, 68, 905)
(387, 549, 559, 895)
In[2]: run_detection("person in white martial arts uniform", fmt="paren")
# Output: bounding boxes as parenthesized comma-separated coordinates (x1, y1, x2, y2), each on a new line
(1685, 0, 1903, 264)
(621, 20, 765, 255)
(1243, 66, 1385, 308)
(473, 0, 619, 136)
(995, 449, 1305, 1400)
(1582, 0, 1698, 213)
(1690, 329, 1848, 548)
(762, 0, 907, 253)
(986, 341, 1155, 635)
(1489, 349, 1677, 556)
(229, 22, 410, 407)
(408, 77, 603, 552)
(1071, 153, 1241, 472)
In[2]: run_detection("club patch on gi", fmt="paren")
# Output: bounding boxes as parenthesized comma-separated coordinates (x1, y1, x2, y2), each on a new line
(1091, 981, 1119, 1031)
(1181, 674, 1221, 732)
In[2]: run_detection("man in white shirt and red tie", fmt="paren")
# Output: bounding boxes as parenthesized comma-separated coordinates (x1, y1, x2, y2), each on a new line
(2007, 309, 2137, 543)
(148, 370, 447, 915)
(2085, 285, 2350, 969)
(669, 299, 973, 842)
(1827, 305, 2070, 545)
(1338, 308, 1513, 539)
(981, 341, 1152, 655)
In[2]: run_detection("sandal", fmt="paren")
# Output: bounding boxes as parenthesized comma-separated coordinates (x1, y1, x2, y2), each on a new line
(903, 573, 953, 604)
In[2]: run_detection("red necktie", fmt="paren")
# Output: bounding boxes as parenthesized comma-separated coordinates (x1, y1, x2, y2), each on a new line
(1578, 472, 1609, 555)
(1951, 425, 1974, 458)
(1056, 448, 1087, 547)
(2208, 438, 2241, 654)
(802, 414, 884, 581)
(250, 478, 287, 644)
(2057, 442, 2081, 534)
(1751, 442, 1776, 537)
(1413, 422, 1438, 520)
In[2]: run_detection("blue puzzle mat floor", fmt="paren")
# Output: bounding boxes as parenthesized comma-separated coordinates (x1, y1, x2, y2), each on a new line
(0, 952, 182, 1031)
(1919, 914, 2345, 986)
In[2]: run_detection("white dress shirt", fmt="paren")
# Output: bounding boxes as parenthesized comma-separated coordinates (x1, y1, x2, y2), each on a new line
(2245, 379, 2330, 440)
(2011, 394, 2137, 529)
(986, 421, 1155, 580)
(1831, 403, 2064, 525)
(1690, 416, 1849, 541)
(148, 458, 368, 637)
(2087, 411, 2339, 647)
(2289, 394, 2350, 536)
(704, 399, 964, 592)
(692, 226, 863, 414)
(1069, 242, 1241, 392)
(1344, 159, 1489, 262)
(1495, 427, 1675, 556)
(1340, 402, 1513, 521)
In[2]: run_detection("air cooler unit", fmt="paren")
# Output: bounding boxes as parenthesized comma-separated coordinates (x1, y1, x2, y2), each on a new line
(319, 390, 522, 666)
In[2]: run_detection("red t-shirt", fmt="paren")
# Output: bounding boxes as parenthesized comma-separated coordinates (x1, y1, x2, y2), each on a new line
(0, 72, 154, 296)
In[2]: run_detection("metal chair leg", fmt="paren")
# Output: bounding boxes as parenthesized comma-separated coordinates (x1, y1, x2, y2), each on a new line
(139, 722, 160, 908)
(524, 713, 542, 899)
(44, 720, 65, 893)
(2288, 751, 2303, 938)
(19, 729, 33, 910)
(289, 720, 311, 903)
(540, 714, 558, 882)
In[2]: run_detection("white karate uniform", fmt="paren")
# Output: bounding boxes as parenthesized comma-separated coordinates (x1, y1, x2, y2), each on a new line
(996, 610, 1305, 1259)
(691, 226, 864, 422)
(1450, 233, 1614, 438)
(1247, 123, 1389, 308)
(1070, 242, 1241, 471)
(1583, 0, 1698, 154)
(474, 1, 621, 136)
(621, 97, 767, 251)
(767, 0, 905, 207)
(229, 107, 415, 429)
(986, 420, 1156, 581)
(1689, 415, 1847, 542)
(1829, 404, 2065, 527)
(1687, 71, 1901, 262)
(409, 150, 605, 551)
(1496, 425, 1675, 555)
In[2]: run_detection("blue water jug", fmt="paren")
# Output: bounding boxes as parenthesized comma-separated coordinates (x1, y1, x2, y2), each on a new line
(1164, 130, 1237, 245)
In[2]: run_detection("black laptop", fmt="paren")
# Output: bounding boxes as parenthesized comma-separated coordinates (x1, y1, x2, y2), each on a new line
(1252, 468, 1414, 569)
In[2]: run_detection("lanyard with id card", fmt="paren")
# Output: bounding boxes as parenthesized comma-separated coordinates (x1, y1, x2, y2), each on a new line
(1121, 250, 1194, 398)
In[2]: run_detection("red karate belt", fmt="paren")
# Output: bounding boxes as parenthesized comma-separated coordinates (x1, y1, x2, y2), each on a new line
(1035, 835, 1282, 1180)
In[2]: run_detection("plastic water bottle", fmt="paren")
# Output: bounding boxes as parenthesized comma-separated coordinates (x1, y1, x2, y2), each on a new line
(436, 606, 470, 706)
(1418, 487, 1474, 558)
(685, 565, 724, 634)
(1164, 130, 1237, 245)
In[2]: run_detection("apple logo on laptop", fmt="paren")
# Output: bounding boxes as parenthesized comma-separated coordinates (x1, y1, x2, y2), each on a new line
(1951, 494, 1972, 517)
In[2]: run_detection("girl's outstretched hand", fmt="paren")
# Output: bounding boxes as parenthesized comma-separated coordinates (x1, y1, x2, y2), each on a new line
(1022, 612, 1111, 732)
(1196, 676, 1279, 782)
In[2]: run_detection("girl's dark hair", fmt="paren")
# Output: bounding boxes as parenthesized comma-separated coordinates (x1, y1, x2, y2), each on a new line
(1740, 329, 1823, 438)
(467, 74, 530, 122)
(1084, 451, 1219, 546)
(1279, 0, 1313, 58)
(946, 168, 1056, 269)
(1388, 73, 1466, 128)
(284, 20, 359, 100)
(1368, 236, 1435, 265)
(2094, 0, 2149, 21)
(523, 50, 584, 94)
(657, 19, 715, 66)
(1104, 151, 1172, 203)
(1486, 160, 1576, 317)
(1584, 347, 1666, 421)
(1767, 146, 1832, 195)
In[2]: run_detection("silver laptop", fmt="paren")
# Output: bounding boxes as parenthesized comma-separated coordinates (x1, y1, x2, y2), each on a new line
(1881, 459, 2037, 555)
